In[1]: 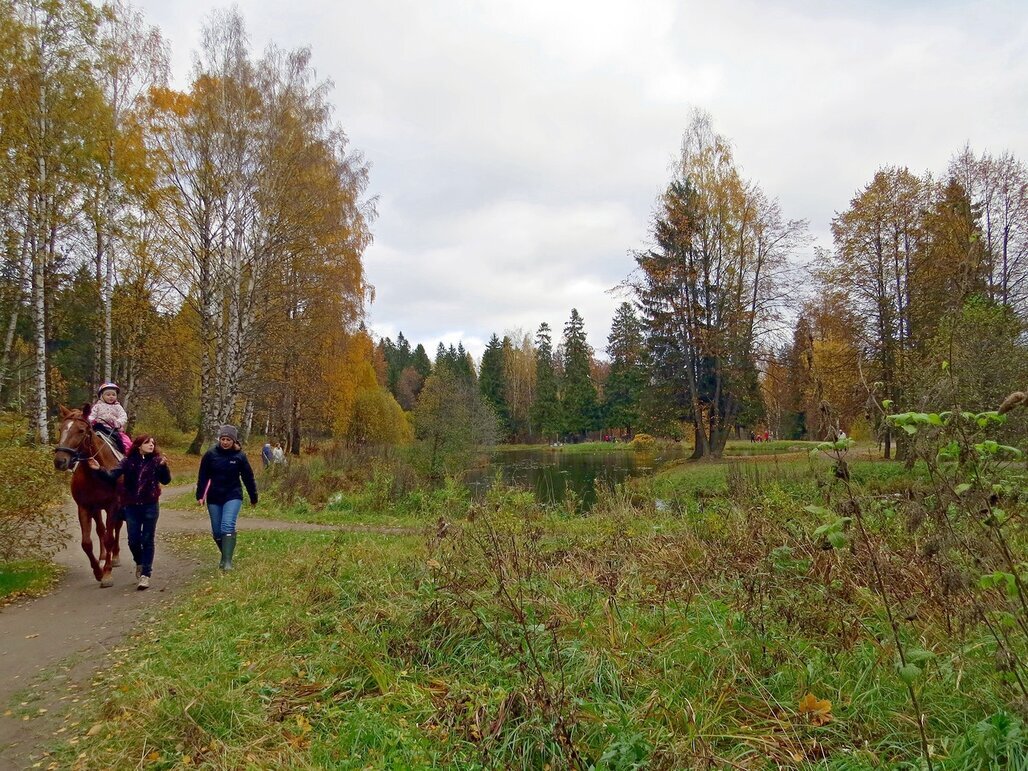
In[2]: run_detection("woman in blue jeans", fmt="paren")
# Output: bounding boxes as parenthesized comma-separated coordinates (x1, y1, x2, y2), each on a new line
(89, 434, 171, 590)
(196, 425, 258, 570)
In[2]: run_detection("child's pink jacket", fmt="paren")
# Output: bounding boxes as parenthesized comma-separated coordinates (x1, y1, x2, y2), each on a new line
(91, 401, 128, 430)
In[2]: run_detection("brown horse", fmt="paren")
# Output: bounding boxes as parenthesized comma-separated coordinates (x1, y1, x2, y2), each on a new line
(53, 405, 123, 587)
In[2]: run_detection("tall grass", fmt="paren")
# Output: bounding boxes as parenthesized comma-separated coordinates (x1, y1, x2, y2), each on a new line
(52, 442, 1028, 769)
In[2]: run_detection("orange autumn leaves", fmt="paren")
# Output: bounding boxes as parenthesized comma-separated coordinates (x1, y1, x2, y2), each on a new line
(798, 692, 834, 726)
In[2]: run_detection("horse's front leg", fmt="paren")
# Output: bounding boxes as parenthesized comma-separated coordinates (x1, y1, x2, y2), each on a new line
(108, 506, 123, 568)
(97, 508, 119, 588)
(79, 507, 103, 583)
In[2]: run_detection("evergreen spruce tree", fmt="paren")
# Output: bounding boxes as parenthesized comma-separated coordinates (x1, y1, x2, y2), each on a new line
(478, 333, 511, 439)
(456, 342, 477, 387)
(386, 332, 412, 392)
(604, 302, 645, 438)
(411, 343, 432, 377)
(531, 323, 561, 441)
(560, 309, 598, 439)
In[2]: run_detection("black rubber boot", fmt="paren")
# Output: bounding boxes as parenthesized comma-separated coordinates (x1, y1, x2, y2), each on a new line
(220, 533, 236, 571)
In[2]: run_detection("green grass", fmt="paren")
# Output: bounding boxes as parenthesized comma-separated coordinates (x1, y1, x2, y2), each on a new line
(50, 447, 1028, 768)
(722, 439, 826, 455)
(0, 560, 62, 602)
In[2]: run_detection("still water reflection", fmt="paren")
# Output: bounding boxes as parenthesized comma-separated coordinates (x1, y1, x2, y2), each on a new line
(464, 447, 687, 509)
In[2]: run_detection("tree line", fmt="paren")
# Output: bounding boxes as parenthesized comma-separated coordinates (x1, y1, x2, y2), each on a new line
(2, 1, 1025, 459)
(381, 113, 1028, 459)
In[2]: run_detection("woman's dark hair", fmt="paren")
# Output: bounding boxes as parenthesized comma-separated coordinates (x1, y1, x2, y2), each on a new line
(129, 434, 162, 460)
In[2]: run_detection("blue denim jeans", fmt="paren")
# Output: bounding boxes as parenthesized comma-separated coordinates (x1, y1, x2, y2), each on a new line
(123, 503, 159, 577)
(207, 498, 243, 539)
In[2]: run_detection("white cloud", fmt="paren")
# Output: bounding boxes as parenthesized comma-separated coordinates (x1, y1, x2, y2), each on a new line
(137, 0, 1028, 360)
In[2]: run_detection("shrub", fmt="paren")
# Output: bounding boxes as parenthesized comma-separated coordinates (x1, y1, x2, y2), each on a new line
(630, 432, 656, 449)
(0, 444, 67, 561)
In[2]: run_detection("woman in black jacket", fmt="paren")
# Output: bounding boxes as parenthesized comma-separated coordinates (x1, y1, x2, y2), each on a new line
(88, 434, 171, 590)
(195, 425, 258, 571)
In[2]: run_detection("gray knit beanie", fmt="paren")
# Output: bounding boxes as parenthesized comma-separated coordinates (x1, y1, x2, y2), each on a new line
(218, 425, 239, 442)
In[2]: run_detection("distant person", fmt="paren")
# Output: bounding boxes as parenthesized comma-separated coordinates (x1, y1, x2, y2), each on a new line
(271, 442, 285, 465)
(88, 434, 170, 590)
(90, 382, 131, 453)
(261, 441, 273, 468)
(196, 425, 258, 571)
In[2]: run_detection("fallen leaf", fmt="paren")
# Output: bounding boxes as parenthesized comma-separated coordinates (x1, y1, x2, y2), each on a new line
(798, 692, 833, 726)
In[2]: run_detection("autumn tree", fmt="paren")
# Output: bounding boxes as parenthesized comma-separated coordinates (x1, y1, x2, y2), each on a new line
(502, 328, 535, 442)
(85, 0, 166, 382)
(777, 291, 866, 440)
(345, 386, 410, 446)
(949, 147, 1028, 314)
(819, 165, 1002, 455)
(146, 11, 372, 451)
(413, 367, 497, 483)
(634, 111, 805, 457)
(9, 0, 106, 441)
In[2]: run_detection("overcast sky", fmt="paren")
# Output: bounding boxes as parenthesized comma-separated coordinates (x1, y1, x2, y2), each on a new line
(136, 0, 1028, 361)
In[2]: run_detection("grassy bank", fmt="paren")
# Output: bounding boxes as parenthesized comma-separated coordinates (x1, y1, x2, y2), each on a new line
(50, 433, 1028, 768)
(496, 441, 655, 454)
(0, 560, 63, 604)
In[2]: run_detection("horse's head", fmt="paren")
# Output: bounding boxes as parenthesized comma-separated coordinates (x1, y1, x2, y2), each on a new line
(54, 404, 93, 471)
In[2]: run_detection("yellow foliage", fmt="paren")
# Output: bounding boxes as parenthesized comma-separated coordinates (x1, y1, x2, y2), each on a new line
(631, 433, 656, 448)
(325, 330, 379, 437)
(345, 386, 412, 446)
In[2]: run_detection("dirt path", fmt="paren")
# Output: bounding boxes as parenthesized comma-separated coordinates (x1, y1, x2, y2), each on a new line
(0, 485, 338, 770)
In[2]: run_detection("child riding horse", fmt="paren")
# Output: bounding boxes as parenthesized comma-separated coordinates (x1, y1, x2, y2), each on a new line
(53, 404, 123, 587)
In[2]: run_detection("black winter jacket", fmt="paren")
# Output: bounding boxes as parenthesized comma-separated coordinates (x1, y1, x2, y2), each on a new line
(196, 446, 258, 506)
(99, 453, 171, 505)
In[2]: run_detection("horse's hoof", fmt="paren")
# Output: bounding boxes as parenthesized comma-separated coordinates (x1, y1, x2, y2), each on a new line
(111, 556, 121, 567)
(100, 575, 114, 588)
(93, 570, 103, 582)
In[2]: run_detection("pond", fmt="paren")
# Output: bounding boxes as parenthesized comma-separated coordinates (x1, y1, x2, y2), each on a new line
(464, 446, 689, 509)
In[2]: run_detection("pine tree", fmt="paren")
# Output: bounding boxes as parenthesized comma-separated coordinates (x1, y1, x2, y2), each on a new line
(603, 302, 645, 437)
(560, 309, 598, 439)
(531, 323, 561, 441)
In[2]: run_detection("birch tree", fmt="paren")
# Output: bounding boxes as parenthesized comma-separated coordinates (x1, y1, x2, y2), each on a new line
(148, 11, 372, 451)
(12, 0, 103, 442)
(85, 0, 166, 382)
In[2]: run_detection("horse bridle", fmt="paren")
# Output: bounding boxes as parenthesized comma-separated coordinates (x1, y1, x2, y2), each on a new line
(54, 414, 102, 464)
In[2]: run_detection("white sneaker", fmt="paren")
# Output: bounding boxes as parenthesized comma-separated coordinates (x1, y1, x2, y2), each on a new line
(137, 575, 150, 590)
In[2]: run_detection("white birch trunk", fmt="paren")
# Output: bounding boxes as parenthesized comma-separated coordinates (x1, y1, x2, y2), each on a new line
(32, 225, 48, 444)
